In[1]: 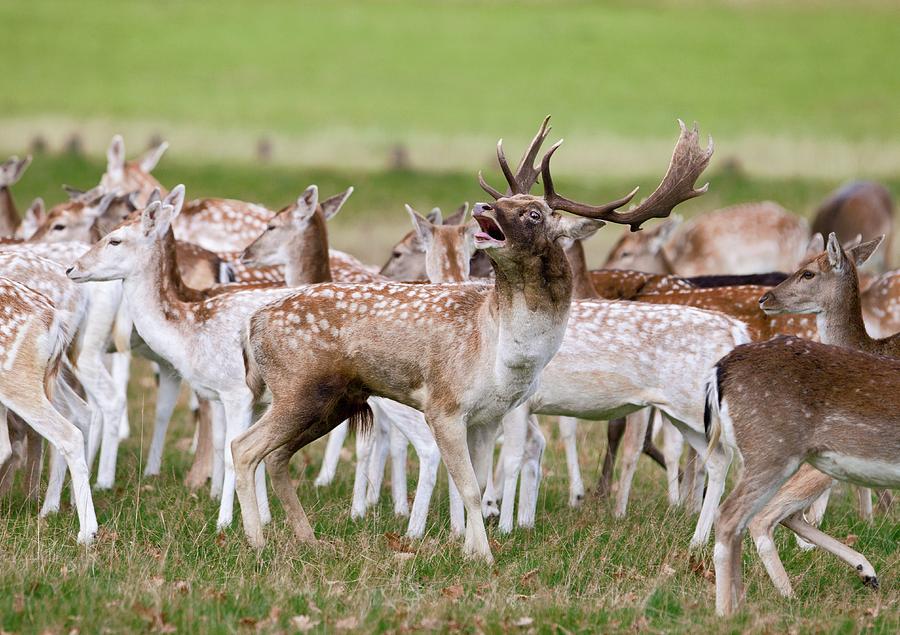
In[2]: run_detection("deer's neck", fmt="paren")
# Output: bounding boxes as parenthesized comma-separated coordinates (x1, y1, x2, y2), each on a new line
(564, 240, 597, 300)
(284, 212, 332, 286)
(489, 245, 573, 389)
(816, 269, 874, 352)
(0, 187, 18, 237)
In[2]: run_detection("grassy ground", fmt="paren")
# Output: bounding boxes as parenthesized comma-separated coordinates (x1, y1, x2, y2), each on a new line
(2, 1, 900, 175)
(0, 155, 898, 632)
(0, 358, 897, 634)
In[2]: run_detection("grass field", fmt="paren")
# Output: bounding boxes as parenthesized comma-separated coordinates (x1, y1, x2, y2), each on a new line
(0, 358, 897, 634)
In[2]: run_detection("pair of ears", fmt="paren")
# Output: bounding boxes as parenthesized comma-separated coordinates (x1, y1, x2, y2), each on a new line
(289, 185, 354, 226)
(0, 155, 32, 188)
(107, 135, 169, 179)
(825, 232, 883, 271)
(406, 202, 471, 249)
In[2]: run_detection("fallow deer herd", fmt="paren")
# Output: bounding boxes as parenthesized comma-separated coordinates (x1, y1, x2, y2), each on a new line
(0, 119, 897, 617)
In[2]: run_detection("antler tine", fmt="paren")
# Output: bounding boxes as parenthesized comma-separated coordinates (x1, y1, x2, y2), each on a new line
(541, 120, 713, 232)
(541, 140, 640, 221)
(512, 114, 552, 194)
(479, 116, 553, 198)
(478, 171, 504, 200)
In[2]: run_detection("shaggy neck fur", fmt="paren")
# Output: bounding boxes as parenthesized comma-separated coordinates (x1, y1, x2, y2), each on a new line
(284, 210, 332, 286)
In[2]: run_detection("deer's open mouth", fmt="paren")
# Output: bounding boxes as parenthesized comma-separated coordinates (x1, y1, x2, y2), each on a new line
(473, 214, 506, 247)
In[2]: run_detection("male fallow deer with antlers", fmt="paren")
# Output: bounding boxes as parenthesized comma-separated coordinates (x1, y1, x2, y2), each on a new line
(230, 117, 709, 559)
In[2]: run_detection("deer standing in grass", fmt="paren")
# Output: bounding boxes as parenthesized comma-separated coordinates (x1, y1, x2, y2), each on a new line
(231, 118, 701, 560)
(706, 335, 899, 616)
(0, 276, 97, 543)
(731, 233, 895, 599)
(67, 186, 298, 529)
(0, 156, 32, 238)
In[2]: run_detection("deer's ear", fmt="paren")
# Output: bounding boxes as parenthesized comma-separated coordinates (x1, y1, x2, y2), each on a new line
(848, 235, 884, 268)
(86, 192, 117, 219)
(555, 216, 606, 242)
(805, 233, 825, 258)
(406, 204, 435, 250)
(107, 135, 125, 180)
(146, 188, 162, 205)
(826, 232, 847, 271)
(443, 202, 468, 225)
(163, 184, 185, 217)
(138, 141, 168, 173)
(321, 186, 353, 220)
(141, 201, 175, 238)
(426, 207, 443, 226)
(292, 185, 319, 224)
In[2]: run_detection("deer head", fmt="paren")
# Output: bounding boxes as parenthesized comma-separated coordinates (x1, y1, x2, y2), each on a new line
(68, 185, 186, 282)
(241, 185, 352, 268)
(475, 117, 712, 275)
(0, 155, 32, 189)
(602, 216, 682, 272)
(380, 204, 464, 280)
(760, 232, 884, 315)
(406, 203, 476, 283)
(29, 188, 120, 243)
(100, 135, 168, 203)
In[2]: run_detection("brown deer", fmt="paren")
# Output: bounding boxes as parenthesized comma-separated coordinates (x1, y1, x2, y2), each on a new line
(231, 118, 710, 560)
(706, 336, 899, 615)
(604, 201, 813, 276)
(731, 233, 894, 596)
(0, 156, 32, 238)
(811, 182, 894, 271)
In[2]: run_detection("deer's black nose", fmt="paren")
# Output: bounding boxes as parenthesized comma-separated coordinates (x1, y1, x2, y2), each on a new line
(759, 292, 771, 306)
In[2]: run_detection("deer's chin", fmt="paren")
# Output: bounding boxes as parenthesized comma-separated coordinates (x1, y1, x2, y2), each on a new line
(473, 234, 506, 250)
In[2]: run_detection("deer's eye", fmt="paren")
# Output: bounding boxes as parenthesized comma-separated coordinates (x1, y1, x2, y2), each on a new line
(266, 225, 276, 231)
(801, 270, 815, 280)
(392, 251, 402, 259)
(52, 224, 65, 231)
(528, 210, 542, 222)
(109, 239, 121, 246)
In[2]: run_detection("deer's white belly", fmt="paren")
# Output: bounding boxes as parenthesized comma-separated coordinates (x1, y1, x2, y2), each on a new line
(810, 452, 900, 489)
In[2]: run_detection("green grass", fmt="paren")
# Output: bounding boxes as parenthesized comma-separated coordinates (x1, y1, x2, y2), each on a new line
(2, 1, 900, 175)
(0, 358, 897, 634)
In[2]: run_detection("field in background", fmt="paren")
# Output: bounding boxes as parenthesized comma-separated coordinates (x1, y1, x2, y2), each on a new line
(0, 359, 897, 633)
(10, 154, 900, 268)
(2, 1, 900, 176)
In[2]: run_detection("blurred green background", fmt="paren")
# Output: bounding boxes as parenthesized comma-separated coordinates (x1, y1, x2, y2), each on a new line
(2, 0, 899, 262)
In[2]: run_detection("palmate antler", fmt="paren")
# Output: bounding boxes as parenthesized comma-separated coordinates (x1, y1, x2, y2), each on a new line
(478, 115, 553, 198)
(542, 120, 714, 231)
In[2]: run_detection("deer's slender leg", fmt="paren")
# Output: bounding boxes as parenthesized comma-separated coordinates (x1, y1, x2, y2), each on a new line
(657, 414, 683, 506)
(388, 423, 410, 518)
(22, 425, 43, 500)
(0, 407, 12, 494)
(350, 425, 377, 520)
(209, 401, 226, 500)
(856, 487, 874, 523)
(517, 415, 545, 529)
(215, 391, 260, 530)
(144, 362, 181, 477)
(430, 411, 492, 562)
(614, 409, 648, 518)
(558, 416, 584, 506)
(364, 412, 391, 508)
(497, 405, 528, 534)
(185, 399, 213, 491)
(782, 514, 878, 589)
(448, 470, 464, 536)
(596, 417, 625, 498)
(314, 421, 348, 488)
